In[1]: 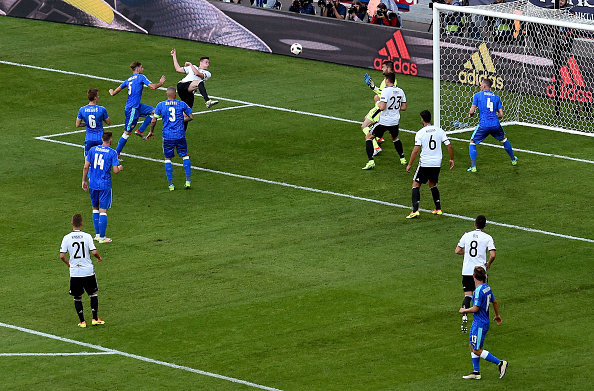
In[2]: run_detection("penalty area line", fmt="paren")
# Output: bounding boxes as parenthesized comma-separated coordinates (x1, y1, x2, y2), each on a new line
(33, 136, 594, 243)
(4, 59, 591, 164)
(0, 321, 284, 391)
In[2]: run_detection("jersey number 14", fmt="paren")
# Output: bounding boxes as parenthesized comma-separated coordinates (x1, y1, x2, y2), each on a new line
(93, 153, 105, 170)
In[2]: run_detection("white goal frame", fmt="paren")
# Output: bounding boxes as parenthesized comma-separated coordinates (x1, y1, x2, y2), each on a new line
(432, 1, 594, 137)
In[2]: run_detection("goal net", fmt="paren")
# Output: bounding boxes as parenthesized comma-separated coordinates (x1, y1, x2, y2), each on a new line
(432, 0, 594, 136)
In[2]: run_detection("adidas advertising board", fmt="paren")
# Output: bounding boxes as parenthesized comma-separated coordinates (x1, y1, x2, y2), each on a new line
(458, 43, 504, 90)
(545, 56, 593, 103)
(0, 0, 434, 78)
(2, 0, 593, 103)
(373, 31, 418, 76)
(441, 40, 594, 101)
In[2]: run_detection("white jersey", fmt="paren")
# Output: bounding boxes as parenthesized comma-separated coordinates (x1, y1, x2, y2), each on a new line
(414, 125, 450, 167)
(60, 230, 97, 277)
(378, 86, 406, 126)
(180, 65, 211, 83)
(458, 229, 496, 275)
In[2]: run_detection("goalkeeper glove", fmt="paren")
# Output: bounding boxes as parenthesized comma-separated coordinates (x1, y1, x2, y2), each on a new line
(364, 73, 375, 90)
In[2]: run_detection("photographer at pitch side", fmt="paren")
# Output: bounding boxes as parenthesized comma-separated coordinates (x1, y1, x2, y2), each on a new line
(346, 0, 368, 22)
(370, 2, 400, 27)
(320, 0, 347, 19)
(289, 0, 315, 14)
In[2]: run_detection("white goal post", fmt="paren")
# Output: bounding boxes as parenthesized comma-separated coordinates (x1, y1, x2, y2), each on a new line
(432, 0, 594, 136)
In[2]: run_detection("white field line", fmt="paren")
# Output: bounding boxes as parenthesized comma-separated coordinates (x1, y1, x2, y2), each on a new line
(0, 352, 117, 356)
(446, 136, 594, 165)
(0, 321, 284, 391)
(43, 104, 254, 139)
(6, 59, 594, 240)
(3, 59, 591, 164)
(34, 133, 594, 243)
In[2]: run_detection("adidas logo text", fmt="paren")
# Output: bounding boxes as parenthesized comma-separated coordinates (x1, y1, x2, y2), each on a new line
(546, 56, 593, 103)
(374, 31, 418, 76)
(458, 43, 503, 89)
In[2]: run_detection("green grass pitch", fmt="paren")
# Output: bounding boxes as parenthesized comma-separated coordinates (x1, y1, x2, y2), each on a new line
(0, 16, 593, 391)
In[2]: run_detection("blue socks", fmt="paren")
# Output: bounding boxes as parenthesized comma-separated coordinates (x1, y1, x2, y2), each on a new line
(471, 350, 501, 373)
(183, 156, 191, 181)
(481, 350, 501, 365)
(471, 353, 480, 372)
(99, 213, 107, 238)
(502, 139, 515, 159)
(165, 160, 173, 185)
(469, 144, 477, 167)
(137, 116, 152, 134)
(469, 140, 515, 167)
(116, 133, 129, 154)
(92, 210, 100, 236)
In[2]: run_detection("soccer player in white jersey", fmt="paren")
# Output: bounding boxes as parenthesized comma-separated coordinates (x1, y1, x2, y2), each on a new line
(361, 60, 396, 156)
(362, 72, 407, 170)
(59, 213, 104, 328)
(171, 48, 218, 115)
(405, 110, 454, 218)
(455, 215, 496, 333)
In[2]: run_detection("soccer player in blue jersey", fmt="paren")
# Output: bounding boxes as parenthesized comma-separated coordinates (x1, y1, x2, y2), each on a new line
(467, 78, 518, 172)
(82, 131, 123, 243)
(76, 88, 111, 156)
(145, 87, 194, 191)
(109, 61, 165, 157)
(459, 266, 508, 380)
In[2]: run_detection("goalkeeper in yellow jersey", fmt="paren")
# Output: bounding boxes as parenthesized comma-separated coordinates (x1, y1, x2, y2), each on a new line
(362, 61, 396, 156)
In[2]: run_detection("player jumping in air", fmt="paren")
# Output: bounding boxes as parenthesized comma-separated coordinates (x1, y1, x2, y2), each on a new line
(109, 61, 165, 158)
(362, 60, 396, 156)
(362, 72, 407, 170)
(171, 48, 218, 118)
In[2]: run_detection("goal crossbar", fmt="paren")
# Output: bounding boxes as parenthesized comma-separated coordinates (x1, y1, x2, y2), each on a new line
(433, 3, 594, 33)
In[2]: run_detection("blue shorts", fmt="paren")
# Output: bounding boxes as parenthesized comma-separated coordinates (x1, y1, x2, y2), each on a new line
(84, 139, 103, 156)
(124, 104, 154, 132)
(163, 138, 188, 159)
(469, 322, 489, 350)
(89, 188, 113, 209)
(471, 124, 506, 144)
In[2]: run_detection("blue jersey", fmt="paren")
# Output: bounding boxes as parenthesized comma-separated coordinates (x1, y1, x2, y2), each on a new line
(472, 283, 496, 327)
(120, 74, 152, 109)
(154, 99, 193, 141)
(86, 145, 120, 190)
(78, 104, 109, 142)
(472, 90, 502, 128)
